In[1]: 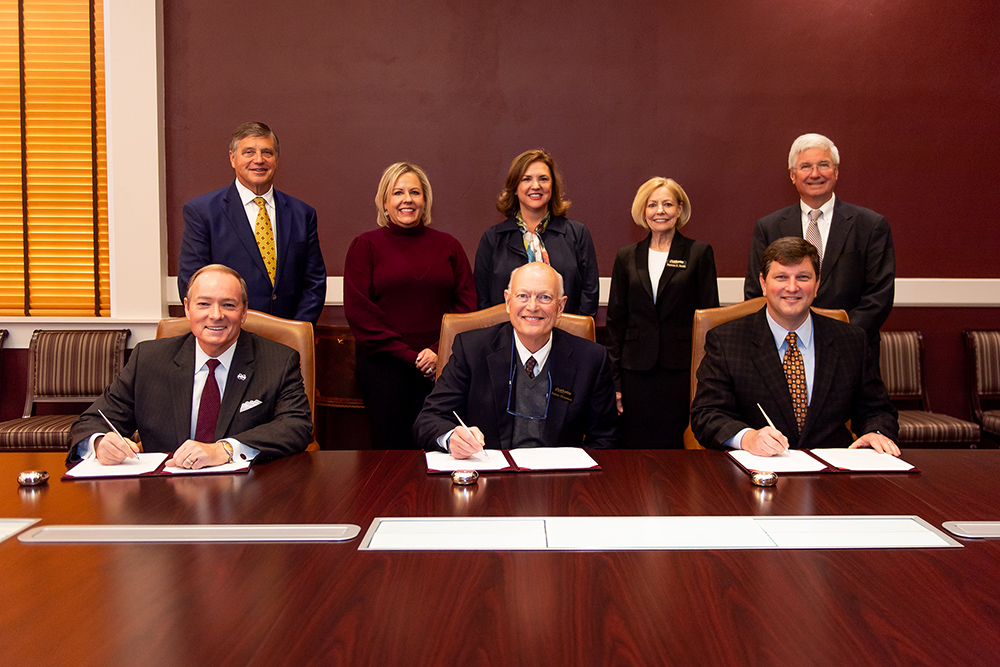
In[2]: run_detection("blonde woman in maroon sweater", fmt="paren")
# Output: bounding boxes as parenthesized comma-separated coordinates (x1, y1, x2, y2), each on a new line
(344, 162, 476, 449)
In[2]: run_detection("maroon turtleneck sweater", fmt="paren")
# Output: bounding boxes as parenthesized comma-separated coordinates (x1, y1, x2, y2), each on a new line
(344, 222, 476, 364)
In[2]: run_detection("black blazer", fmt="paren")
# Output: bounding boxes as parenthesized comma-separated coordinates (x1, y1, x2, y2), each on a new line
(474, 215, 599, 317)
(690, 308, 898, 450)
(413, 323, 618, 450)
(69, 332, 313, 462)
(605, 232, 719, 389)
(743, 199, 895, 339)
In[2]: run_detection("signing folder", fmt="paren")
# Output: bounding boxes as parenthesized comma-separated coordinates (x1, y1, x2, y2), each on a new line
(425, 447, 600, 474)
(728, 448, 916, 475)
(64, 452, 252, 480)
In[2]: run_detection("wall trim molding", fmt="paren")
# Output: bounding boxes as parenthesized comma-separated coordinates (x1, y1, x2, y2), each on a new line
(3, 277, 996, 348)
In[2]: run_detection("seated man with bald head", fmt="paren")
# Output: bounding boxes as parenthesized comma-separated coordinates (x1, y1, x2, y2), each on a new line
(69, 264, 312, 468)
(692, 237, 899, 456)
(414, 262, 618, 457)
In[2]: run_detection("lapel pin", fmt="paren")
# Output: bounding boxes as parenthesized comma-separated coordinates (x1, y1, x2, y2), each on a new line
(237, 373, 247, 381)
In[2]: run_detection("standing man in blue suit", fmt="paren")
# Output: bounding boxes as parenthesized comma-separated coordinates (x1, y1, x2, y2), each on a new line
(178, 121, 327, 325)
(744, 133, 894, 361)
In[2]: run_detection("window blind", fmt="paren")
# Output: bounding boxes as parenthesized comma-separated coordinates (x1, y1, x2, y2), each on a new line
(0, 0, 108, 317)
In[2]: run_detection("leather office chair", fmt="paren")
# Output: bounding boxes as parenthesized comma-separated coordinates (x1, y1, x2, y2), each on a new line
(879, 331, 979, 447)
(436, 304, 596, 380)
(0, 329, 130, 451)
(156, 310, 320, 451)
(964, 330, 1000, 445)
(683, 297, 848, 449)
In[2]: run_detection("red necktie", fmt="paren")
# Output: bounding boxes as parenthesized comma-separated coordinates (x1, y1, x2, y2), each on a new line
(525, 356, 537, 379)
(195, 359, 221, 442)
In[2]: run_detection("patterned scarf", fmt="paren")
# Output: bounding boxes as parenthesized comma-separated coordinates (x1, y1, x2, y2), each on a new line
(515, 211, 551, 265)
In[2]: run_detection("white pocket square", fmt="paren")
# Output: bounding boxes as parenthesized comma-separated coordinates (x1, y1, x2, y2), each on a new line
(240, 399, 262, 413)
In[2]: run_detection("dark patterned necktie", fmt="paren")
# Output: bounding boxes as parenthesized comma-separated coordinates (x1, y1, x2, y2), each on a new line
(783, 333, 807, 431)
(195, 359, 221, 442)
(525, 356, 537, 379)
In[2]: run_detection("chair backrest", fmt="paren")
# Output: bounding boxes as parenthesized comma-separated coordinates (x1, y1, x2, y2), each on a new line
(683, 298, 849, 449)
(23, 329, 130, 417)
(964, 330, 1000, 423)
(436, 304, 596, 379)
(879, 331, 927, 407)
(157, 310, 318, 448)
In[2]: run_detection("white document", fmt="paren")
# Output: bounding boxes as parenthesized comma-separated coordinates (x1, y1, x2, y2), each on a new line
(161, 458, 252, 475)
(508, 447, 599, 471)
(0, 519, 40, 543)
(64, 452, 168, 478)
(360, 516, 960, 551)
(425, 450, 510, 472)
(809, 448, 915, 472)
(728, 449, 827, 473)
(366, 518, 548, 550)
(756, 517, 952, 548)
(546, 516, 775, 549)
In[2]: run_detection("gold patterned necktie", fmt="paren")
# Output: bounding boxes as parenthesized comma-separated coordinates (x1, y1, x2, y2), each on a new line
(806, 208, 823, 271)
(783, 332, 807, 432)
(253, 196, 276, 285)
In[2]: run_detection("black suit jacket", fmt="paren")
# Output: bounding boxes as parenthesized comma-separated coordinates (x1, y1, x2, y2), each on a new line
(413, 323, 618, 450)
(690, 308, 898, 449)
(178, 183, 327, 324)
(605, 232, 719, 389)
(68, 332, 312, 462)
(474, 215, 600, 317)
(743, 199, 895, 339)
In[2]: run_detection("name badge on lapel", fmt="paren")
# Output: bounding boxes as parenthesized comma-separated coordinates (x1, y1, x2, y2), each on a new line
(666, 259, 687, 269)
(552, 387, 574, 402)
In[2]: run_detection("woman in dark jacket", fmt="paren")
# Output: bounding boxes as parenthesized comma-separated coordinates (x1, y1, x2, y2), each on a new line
(606, 177, 719, 448)
(474, 149, 599, 317)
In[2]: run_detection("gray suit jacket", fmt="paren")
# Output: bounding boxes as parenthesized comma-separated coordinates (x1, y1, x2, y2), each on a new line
(690, 308, 898, 449)
(68, 331, 312, 461)
(744, 199, 895, 339)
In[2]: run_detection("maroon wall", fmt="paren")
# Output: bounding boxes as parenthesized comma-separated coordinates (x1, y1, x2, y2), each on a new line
(163, 0, 1000, 280)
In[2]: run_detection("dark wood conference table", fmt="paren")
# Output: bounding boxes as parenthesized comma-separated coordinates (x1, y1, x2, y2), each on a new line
(1, 449, 999, 666)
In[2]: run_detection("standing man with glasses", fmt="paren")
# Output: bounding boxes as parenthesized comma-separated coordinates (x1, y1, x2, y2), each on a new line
(744, 133, 895, 362)
(414, 262, 618, 457)
(178, 121, 327, 325)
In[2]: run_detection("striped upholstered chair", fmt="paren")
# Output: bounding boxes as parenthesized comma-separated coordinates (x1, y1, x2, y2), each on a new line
(964, 330, 1000, 445)
(0, 329, 130, 451)
(880, 331, 980, 447)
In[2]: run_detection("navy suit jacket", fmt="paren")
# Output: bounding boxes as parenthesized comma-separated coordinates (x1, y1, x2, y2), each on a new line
(178, 183, 327, 324)
(474, 215, 600, 317)
(743, 199, 895, 340)
(68, 332, 312, 462)
(605, 232, 719, 389)
(690, 308, 898, 450)
(414, 323, 618, 450)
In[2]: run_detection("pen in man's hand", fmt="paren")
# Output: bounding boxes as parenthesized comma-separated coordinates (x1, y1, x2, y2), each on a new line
(98, 409, 135, 460)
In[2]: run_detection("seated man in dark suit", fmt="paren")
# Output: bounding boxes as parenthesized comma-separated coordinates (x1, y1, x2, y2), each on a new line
(692, 237, 899, 456)
(69, 265, 312, 468)
(744, 133, 895, 361)
(414, 262, 617, 458)
(178, 121, 327, 325)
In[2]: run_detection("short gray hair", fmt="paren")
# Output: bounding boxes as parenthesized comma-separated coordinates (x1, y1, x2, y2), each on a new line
(788, 133, 839, 169)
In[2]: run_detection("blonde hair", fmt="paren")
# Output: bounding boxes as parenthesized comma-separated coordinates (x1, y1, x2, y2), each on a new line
(630, 177, 691, 230)
(375, 162, 433, 227)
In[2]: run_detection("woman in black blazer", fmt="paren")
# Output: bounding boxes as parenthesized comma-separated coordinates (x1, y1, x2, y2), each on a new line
(606, 177, 719, 448)
(474, 149, 599, 317)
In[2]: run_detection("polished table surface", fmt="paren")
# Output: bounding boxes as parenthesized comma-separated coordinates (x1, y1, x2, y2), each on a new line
(1, 449, 999, 666)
